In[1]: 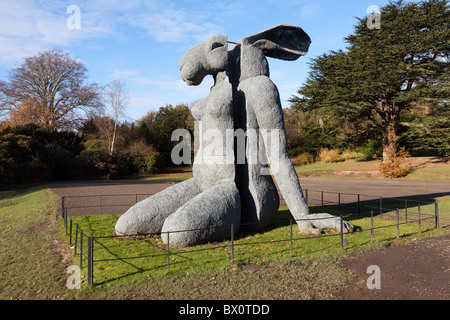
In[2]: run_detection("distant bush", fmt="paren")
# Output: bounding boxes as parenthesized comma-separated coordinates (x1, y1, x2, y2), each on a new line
(0, 124, 84, 185)
(356, 141, 381, 160)
(293, 152, 315, 166)
(77, 139, 162, 179)
(138, 153, 162, 175)
(288, 146, 305, 158)
(377, 126, 411, 179)
(126, 140, 162, 175)
(341, 149, 365, 161)
(318, 148, 342, 163)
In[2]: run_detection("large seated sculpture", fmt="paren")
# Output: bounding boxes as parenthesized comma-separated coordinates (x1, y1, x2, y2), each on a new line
(115, 25, 354, 246)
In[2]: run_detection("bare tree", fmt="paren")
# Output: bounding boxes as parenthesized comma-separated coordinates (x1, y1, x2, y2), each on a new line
(104, 79, 128, 155)
(0, 49, 102, 130)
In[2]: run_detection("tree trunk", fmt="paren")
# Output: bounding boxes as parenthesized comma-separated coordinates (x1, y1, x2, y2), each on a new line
(380, 102, 400, 163)
(110, 122, 117, 155)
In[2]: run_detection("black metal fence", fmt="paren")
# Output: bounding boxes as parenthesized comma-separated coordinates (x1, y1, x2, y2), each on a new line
(61, 189, 440, 286)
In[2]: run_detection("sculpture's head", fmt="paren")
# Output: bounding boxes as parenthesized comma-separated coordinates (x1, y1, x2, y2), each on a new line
(178, 25, 311, 85)
(179, 34, 228, 86)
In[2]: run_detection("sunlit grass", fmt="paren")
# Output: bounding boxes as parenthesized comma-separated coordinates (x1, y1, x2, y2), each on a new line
(64, 202, 442, 288)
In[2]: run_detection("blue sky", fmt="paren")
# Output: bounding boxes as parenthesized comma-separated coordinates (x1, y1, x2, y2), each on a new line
(0, 0, 395, 121)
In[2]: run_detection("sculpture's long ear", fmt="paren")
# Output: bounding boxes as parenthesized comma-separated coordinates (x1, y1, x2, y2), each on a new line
(243, 24, 311, 61)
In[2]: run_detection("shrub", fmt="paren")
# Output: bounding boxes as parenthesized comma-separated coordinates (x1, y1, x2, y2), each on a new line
(293, 152, 315, 166)
(0, 124, 84, 184)
(378, 126, 411, 178)
(126, 140, 162, 175)
(318, 148, 341, 163)
(341, 149, 365, 161)
(142, 153, 162, 175)
(289, 146, 305, 158)
(356, 141, 381, 160)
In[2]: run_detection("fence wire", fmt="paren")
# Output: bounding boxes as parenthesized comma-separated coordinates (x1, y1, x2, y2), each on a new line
(61, 189, 440, 286)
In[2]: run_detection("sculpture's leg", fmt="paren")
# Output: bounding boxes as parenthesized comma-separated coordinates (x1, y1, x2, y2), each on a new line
(161, 182, 241, 247)
(115, 178, 202, 235)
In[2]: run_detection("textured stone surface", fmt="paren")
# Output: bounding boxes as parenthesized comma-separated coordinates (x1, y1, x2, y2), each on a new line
(161, 182, 241, 247)
(191, 78, 235, 192)
(115, 178, 202, 235)
(115, 24, 353, 245)
(116, 33, 240, 246)
(229, 25, 314, 233)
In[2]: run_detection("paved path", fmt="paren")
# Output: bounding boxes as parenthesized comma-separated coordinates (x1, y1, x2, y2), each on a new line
(300, 178, 450, 200)
(50, 178, 449, 217)
(49, 178, 450, 199)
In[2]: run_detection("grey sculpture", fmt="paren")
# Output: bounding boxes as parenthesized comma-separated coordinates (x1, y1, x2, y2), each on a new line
(115, 25, 353, 246)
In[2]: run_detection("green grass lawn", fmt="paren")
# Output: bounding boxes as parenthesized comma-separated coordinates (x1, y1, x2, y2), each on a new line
(294, 162, 351, 178)
(1, 184, 447, 300)
(294, 159, 450, 180)
(404, 166, 450, 180)
(63, 200, 445, 291)
(0, 185, 68, 300)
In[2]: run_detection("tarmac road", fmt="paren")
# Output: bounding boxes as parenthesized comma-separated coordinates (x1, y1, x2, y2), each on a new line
(49, 177, 450, 201)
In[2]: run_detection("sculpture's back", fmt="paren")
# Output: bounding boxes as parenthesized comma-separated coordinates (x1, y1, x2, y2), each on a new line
(227, 25, 311, 232)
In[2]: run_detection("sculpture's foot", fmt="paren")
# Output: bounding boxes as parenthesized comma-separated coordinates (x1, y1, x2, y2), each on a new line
(297, 213, 354, 235)
(161, 182, 241, 247)
(297, 220, 321, 235)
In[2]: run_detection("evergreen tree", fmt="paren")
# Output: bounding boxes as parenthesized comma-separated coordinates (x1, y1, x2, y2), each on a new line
(290, 0, 449, 160)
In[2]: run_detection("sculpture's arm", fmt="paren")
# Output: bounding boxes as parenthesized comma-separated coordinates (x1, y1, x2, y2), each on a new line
(244, 76, 316, 232)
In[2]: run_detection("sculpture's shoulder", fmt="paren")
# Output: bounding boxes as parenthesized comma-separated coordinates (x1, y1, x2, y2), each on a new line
(238, 75, 277, 96)
(237, 75, 280, 112)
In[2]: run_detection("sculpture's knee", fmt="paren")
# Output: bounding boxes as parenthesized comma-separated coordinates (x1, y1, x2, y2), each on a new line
(115, 179, 202, 235)
(161, 183, 241, 247)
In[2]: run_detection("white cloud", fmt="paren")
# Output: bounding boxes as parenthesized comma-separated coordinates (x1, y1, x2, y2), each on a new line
(0, 0, 221, 66)
(0, 0, 118, 65)
(128, 6, 221, 44)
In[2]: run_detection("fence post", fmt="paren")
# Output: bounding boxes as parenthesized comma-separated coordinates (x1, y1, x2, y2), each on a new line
(231, 223, 235, 262)
(338, 193, 341, 211)
(396, 208, 400, 238)
(435, 202, 439, 229)
(69, 218, 73, 245)
(379, 197, 383, 219)
(405, 200, 408, 223)
(290, 219, 293, 258)
(418, 205, 421, 234)
(340, 215, 344, 250)
(74, 224, 79, 255)
(87, 237, 93, 286)
(61, 197, 65, 218)
(357, 194, 360, 215)
(321, 191, 324, 207)
(64, 210, 68, 235)
(80, 230, 83, 269)
(370, 211, 374, 242)
(167, 232, 170, 272)
(305, 189, 308, 205)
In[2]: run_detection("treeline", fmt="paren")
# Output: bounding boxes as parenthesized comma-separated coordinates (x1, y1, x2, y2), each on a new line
(287, 0, 449, 165)
(283, 103, 450, 160)
(1, 0, 448, 185)
(0, 48, 197, 185)
(0, 104, 193, 185)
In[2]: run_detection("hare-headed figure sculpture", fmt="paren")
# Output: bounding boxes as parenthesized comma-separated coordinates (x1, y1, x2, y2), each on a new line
(115, 25, 354, 247)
